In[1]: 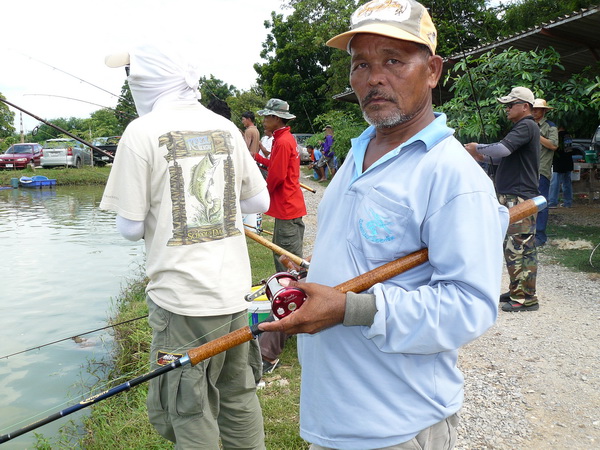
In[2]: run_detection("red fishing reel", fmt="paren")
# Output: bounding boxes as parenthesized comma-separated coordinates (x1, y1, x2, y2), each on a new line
(265, 272, 306, 319)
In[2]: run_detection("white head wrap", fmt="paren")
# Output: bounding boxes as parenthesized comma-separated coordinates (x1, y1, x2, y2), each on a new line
(125, 40, 202, 116)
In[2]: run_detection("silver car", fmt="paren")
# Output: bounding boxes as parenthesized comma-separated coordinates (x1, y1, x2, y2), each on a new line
(293, 133, 314, 165)
(41, 138, 92, 168)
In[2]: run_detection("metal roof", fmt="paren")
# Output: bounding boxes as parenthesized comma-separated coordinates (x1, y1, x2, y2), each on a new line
(335, 6, 600, 104)
(445, 5, 600, 84)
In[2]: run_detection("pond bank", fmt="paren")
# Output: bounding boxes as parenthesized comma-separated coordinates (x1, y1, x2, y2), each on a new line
(0, 166, 110, 187)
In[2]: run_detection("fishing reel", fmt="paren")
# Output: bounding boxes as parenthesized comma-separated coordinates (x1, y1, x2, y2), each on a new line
(245, 271, 307, 319)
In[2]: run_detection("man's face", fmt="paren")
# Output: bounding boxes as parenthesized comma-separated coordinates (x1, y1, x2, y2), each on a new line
(532, 107, 545, 122)
(504, 101, 529, 123)
(262, 115, 279, 133)
(349, 34, 441, 129)
(241, 117, 249, 128)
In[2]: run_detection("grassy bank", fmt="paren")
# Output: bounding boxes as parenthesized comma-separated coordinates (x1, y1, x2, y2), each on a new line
(70, 215, 308, 449)
(0, 166, 110, 186)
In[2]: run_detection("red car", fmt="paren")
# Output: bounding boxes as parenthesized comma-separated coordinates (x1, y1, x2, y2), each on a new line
(0, 143, 43, 169)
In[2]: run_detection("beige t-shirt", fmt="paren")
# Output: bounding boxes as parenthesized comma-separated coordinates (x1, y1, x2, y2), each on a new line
(100, 102, 266, 316)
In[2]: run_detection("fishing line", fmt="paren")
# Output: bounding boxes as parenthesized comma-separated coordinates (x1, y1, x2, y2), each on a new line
(0, 315, 148, 360)
(442, 0, 496, 179)
(18, 51, 135, 108)
(0, 309, 250, 435)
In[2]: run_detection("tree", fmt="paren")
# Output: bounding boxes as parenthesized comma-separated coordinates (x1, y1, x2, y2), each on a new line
(255, 1, 507, 133)
(256, 0, 364, 132)
(0, 95, 16, 140)
(425, 0, 503, 56)
(500, 0, 600, 36)
(439, 47, 600, 141)
(115, 80, 138, 131)
(226, 87, 267, 129)
(199, 75, 240, 108)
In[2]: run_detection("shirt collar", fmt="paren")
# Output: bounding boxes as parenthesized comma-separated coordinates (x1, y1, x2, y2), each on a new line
(351, 113, 454, 176)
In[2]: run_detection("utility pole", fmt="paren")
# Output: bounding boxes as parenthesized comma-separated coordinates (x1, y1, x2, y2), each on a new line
(20, 112, 24, 143)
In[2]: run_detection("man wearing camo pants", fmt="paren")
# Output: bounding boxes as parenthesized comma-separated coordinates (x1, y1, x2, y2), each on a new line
(465, 87, 541, 312)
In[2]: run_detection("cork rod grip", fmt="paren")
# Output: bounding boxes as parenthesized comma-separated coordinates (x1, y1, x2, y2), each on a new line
(245, 229, 308, 268)
(187, 327, 255, 366)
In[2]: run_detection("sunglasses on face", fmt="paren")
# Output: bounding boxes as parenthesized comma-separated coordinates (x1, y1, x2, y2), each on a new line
(505, 101, 526, 110)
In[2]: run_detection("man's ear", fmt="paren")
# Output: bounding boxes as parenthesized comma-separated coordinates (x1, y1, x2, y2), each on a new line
(428, 55, 444, 89)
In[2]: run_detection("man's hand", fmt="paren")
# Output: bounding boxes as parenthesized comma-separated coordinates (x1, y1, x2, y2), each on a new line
(464, 142, 484, 162)
(258, 281, 346, 335)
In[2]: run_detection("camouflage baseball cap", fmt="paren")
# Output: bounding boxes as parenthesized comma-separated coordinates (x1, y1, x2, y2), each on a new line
(257, 98, 296, 120)
(326, 0, 437, 54)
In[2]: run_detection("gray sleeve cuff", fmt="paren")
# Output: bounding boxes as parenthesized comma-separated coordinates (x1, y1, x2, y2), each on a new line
(343, 292, 377, 327)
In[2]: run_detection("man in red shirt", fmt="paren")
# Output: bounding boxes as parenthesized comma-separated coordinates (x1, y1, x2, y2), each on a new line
(255, 98, 307, 272)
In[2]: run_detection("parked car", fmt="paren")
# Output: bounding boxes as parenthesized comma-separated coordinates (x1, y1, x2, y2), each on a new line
(591, 125, 600, 154)
(41, 138, 92, 168)
(0, 143, 43, 169)
(92, 136, 121, 166)
(293, 133, 314, 165)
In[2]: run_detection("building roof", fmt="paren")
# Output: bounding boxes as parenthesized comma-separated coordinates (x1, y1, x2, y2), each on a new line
(445, 5, 600, 83)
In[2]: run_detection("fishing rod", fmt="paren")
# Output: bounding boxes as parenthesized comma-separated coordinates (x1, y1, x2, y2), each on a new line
(0, 196, 545, 444)
(243, 223, 274, 236)
(19, 52, 134, 107)
(0, 98, 115, 161)
(244, 228, 310, 269)
(0, 315, 148, 360)
(23, 94, 138, 120)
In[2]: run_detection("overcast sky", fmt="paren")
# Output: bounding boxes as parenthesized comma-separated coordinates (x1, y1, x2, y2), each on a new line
(1, 0, 517, 134)
(1, 0, 287, 132)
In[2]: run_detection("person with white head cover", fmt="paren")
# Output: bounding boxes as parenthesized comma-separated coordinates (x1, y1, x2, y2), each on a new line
(259, 1, 508, 448)
(100, 39, 269, 449)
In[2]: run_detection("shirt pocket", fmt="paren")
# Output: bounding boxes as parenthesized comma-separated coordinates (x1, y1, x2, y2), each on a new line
(347, 187, 413, 263)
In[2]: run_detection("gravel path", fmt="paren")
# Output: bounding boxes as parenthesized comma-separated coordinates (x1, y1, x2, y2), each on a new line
(300, 175, 600, 449)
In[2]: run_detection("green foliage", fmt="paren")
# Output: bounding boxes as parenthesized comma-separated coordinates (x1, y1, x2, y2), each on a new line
(256, 0, 365, 132)
(226, 87, 268, 130)
(0, 95, 16, 139)
(307, 108, 365, 160)
(439, 47, 600, 142)
(115, 80, 138, 131)
(425, 0, 503, 56)
(199, 75, 240, 107)
(500, 0, 600, 36)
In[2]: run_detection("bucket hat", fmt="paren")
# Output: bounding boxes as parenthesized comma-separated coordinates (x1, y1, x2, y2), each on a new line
(326, 0, 437, 55)
(532, 98, 553, 109)
(257, 98, 296, 120)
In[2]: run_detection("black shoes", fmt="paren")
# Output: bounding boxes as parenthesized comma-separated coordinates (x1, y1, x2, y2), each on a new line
(501, 300, 539, 312)
(499, 292, 511, 302)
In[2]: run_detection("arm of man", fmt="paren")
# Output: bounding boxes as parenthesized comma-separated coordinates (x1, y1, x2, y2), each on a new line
(240, 189, 270, 214)
(262, 193, 509, 353)
(541, 126, 559, 151)
(116, 215, 145, 241)
(464, 142, 510, 164)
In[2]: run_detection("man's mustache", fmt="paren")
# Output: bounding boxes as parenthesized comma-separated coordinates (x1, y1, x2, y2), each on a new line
(362, 90, 398, 106)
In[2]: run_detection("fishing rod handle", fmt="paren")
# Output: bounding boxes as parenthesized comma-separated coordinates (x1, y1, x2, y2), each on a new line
(244, 229, 310, 268)
(333, 196, 545, 294)
(187, 326, 255, 366)
(300, 182, 316, 193)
